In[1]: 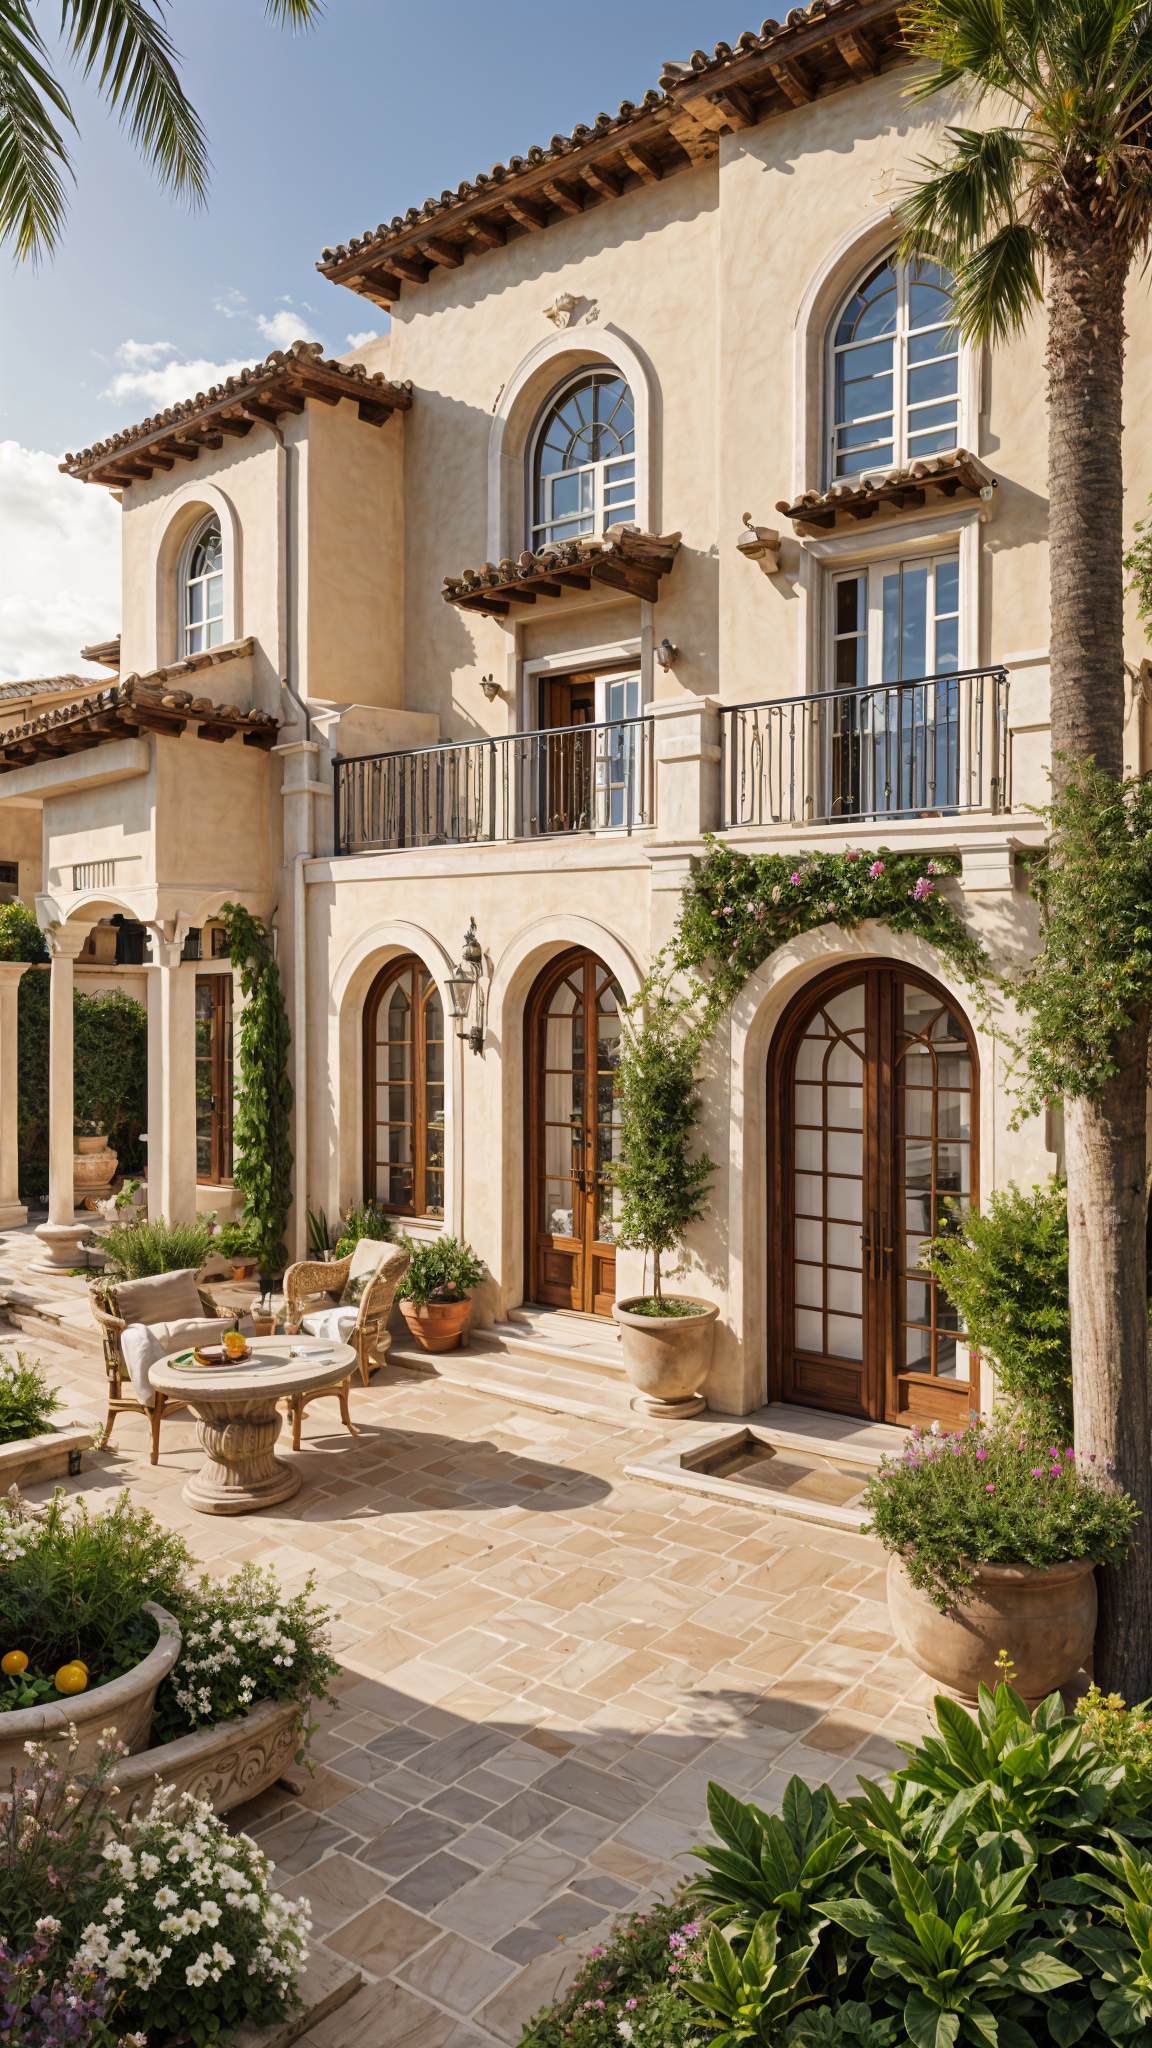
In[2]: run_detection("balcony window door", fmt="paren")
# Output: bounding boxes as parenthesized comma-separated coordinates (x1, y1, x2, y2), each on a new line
(364, 957, 446, 1219)
(527, 948, 623, 1316)
(826, 552, 961, 817)
(532, 667, 644, 833)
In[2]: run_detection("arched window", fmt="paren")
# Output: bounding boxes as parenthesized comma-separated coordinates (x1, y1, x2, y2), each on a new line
(828, 257, 959, 481)
(183, 517, 224, 655)
(363, 956, 445, 1218)
(531, 370, 635, 548)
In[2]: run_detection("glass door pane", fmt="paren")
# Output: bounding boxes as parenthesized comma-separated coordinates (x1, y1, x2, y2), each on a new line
(792, 982, 866, 1364)
(895, 984, 973, 1394)
(194, 982, 213, 1178)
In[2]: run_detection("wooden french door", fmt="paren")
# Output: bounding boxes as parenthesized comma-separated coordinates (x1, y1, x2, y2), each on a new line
(527, 949, 623, 1315)
(194, 974, 233, 1184)
(770, 963, 977, 1427)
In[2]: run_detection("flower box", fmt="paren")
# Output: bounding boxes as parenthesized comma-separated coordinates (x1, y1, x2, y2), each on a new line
(0, 1418, 94, 1491)
(108, 1693, 303, 1816)
(0, 1598, 181, 1778)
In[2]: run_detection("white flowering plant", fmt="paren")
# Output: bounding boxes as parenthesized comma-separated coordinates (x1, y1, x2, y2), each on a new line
(150, 1562, 339, 1759)
(76, 1784, 310, 2047)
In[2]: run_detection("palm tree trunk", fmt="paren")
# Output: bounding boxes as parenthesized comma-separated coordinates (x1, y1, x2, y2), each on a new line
(1047, 238, 1152, 1695)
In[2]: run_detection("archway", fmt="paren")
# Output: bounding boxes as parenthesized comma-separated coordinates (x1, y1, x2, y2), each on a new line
(768, 958, 978, 1428)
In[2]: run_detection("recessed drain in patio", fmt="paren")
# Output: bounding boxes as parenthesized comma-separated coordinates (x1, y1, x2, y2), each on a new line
(624, 1424, 876, 1528)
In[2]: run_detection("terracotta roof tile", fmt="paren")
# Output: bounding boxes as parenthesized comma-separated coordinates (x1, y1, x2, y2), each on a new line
(776, 449, 997, 533)
(443, 527, 681, 616)
(0, 646, 278, 773)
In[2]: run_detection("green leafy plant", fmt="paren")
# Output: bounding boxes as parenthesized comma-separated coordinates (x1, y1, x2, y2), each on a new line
(518, 1894, 709, 2048)
(17, 972, 148, 1192)
(0, 904, 46, 962)
(0, 1353, 58, 1445)
(787, 2003, 898, 2048)
(682, 1911, 819, 2047)
(217, 903, 293, 1280)
(210, 1217, 259, 1261)
(1125, 493, 1152, 640)
(1068, 1841, 1152, 2044)
(396, 1234, 486, 1306)
(922, 1180, 1071, 1436)
(334, 1200, 392, 1260)
(306, 1206, 331, 1255)
(609, 980, 716, 1308)
(0, 1727, 124, 1968)
(862, 1414, 1138, 1612)
(690, 1778, 862, 1969)
(825, 1841, 1082, 2048)
(1075, 1687, 1152, 1792)
(95, 1211, 214, 1281)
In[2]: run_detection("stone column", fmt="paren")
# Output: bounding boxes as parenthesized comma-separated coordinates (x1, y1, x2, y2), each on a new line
(0, 961, 30, 1229)
(33, 924, 92, 1271)
(147, 927, 199, 1225)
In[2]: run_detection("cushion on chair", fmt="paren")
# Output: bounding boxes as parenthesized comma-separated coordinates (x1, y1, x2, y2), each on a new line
(338, 1236, 392, 1308)
(114, 1267, 205, 1326)
(300, 1306, 360, 1344)
(119, 1317, 233, 1407)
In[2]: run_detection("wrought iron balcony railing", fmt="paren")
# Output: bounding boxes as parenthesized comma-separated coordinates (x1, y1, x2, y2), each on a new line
(334, 715, 656, 856)
(720, 667, 1010, 831)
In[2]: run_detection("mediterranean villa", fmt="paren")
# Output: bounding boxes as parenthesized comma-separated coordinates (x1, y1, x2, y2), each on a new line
(6, 0, 1150, 1434)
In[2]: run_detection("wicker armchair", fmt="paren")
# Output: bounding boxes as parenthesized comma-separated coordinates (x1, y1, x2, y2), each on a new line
(281, 1240, 410, 1447)
(88, 1277, 219, 1465)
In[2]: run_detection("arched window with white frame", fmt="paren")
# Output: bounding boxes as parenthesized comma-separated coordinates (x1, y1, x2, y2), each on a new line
(530, 370, 635, 548)
(182, 516, 224, 655)
(827, 257, 960, 483)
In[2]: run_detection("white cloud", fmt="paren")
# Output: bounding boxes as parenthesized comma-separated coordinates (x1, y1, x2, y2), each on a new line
(115, 339, 179, 370)
(254, 307, 322, 350)
(103, 343, 247, 414)
(346, 329, 378, 350)
(0, 443, 122, 685)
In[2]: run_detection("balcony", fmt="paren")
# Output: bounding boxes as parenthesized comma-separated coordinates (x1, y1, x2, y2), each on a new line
(719, 667, 1010, 831)
(334, 716, 656, 856)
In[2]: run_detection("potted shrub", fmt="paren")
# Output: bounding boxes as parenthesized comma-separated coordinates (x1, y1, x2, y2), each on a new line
(396, 1234, 486, 1352)
(608, 987, 718, 1418)
(863, 1414, 1139, 1706)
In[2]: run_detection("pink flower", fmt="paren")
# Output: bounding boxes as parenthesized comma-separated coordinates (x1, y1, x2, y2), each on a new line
(869, 859, 885, 878)
(985, 1482, 996, 1492)
(1065, 1448, 1075, 1460)
(912, 877, 933, 902)
(846, 849, 860, 861)
(827, 901, 838, 914)
(975, 1447, 987, 1460)
(790, 871, 801, 884)
(1031, 1468, 1045, 1476)
(626, 2002, 639, 2011)
(927, 860, 940, 874)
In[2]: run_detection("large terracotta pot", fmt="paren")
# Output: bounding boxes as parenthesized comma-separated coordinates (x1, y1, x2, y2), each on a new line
(399, 1297, 472, 1353)
(73, 1134, 118, 1198)
(0, 1601, 181, 1779)
(887, 1553, 1097, 1709)
(612, 1296, 719, 1419)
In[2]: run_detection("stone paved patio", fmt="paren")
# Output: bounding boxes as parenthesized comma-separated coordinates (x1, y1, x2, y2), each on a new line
(7, 1299, 937, 2048)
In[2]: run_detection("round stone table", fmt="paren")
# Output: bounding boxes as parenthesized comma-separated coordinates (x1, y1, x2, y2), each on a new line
(150, 1338, 357, 1515)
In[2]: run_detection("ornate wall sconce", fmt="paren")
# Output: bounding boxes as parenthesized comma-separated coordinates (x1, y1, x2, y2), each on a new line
(446, 918, 485, 1054)
(736, 513, 781, 575)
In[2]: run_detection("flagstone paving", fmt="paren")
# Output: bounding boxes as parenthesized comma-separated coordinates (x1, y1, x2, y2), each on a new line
(9, 1309, 937, 2048)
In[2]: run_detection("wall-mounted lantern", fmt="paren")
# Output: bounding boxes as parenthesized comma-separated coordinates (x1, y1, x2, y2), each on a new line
(736, 513, 781, 575)
(446, 918, 485, 1055)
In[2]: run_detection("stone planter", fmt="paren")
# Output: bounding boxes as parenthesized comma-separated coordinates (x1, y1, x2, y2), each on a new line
(0, 1601, 181, 1778)
(399, 1297, 472, 1353)
(108, 1695, 303, 1818)
(886, 1553, 1097, 1709)
(0, 1419, 94, 1492)
(73, 1133, 118, 1201)
(612, 1296, 719, 1419)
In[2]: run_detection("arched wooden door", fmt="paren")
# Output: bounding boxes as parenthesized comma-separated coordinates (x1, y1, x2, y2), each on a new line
(527, 949, 623, 1314)
(363, 956, 446, 1219)
(769, 963, 977, 1428)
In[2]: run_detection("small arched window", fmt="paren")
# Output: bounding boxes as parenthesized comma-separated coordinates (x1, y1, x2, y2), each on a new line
(531, 370, 635, 548)
(364, 956, 445, 1218)
(183, 517, 224, 655)
(828, 257, 959, 482)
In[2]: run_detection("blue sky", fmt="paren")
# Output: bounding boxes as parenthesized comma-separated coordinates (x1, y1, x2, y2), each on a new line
(1, 2, 751, 685)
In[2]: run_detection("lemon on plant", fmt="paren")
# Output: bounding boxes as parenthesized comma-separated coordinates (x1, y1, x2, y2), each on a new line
(54, 1663, 88, 1695)
(1, 1650, 28, 1676)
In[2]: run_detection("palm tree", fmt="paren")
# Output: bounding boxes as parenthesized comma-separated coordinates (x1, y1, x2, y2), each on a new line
(0, 0, 322, 262)
(897, 0, 1152, 1693)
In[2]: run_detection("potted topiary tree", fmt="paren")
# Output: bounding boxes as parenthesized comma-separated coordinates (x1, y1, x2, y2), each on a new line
(396, 1235, 486, 1352)
(608, 986, 718, 1418)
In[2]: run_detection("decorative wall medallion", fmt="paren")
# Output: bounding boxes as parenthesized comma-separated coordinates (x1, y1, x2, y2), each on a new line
(543, 292, 579, 328)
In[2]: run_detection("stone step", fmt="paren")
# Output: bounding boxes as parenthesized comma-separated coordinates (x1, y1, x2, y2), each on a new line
(234, 1945, 361, 2048)
(388, 1339, 638, 1426)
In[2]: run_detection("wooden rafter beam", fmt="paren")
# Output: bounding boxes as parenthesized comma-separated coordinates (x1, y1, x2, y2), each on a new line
(581, 162, 622, 200)
(709, 84, 757, 129)
(619, 141, 662, 183)
(465, 217, 507, 247)
(419, 235, 464, 268)
(213, 416, 254, 439)
(503, 195, 548, 232)
(389, 250, 432, 283)
(770, 57, 814, 104)
(541, 178, 583, 216)
(836, 28, 879, 77)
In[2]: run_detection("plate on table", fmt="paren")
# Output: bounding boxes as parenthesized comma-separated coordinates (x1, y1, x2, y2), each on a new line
(193, 1343, 252, 1366)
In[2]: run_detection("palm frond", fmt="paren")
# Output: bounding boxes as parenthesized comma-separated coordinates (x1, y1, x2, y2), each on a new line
(948, 219, 1044, 344)
(264, 0, 324, 22)
(902, 0, 1046, 109)
(60, 0, 208, 204)
(0, 2, 75, 261)
(897, 126, 1029, 265)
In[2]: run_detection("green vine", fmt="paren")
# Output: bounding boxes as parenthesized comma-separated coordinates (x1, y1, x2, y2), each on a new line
(218, 903, 293, 1277)
(1012, 763, 1152, 1116)
(1124, 490, 1152, 639)
(17, 974, 147, 1197)
(609, 839, 995, 1290)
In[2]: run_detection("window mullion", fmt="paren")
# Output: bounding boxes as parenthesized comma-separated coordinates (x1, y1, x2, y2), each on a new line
(414, 976, 427, 1219)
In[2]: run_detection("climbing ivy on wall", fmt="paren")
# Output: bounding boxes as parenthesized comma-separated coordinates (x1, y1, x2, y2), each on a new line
(217, 902, 293, 1279)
